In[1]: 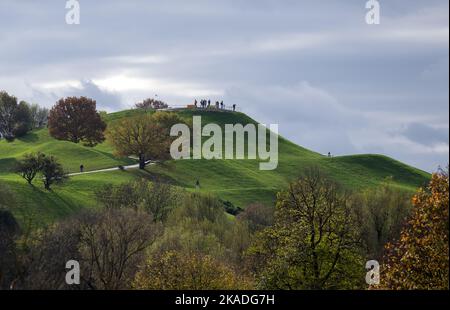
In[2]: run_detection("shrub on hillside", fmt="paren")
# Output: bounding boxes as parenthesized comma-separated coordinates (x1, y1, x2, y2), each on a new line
(135, 98, 168, 110)
(133, 250, 253, 289)
(237, 203, 274, 233)
(95, 179, 182, 222)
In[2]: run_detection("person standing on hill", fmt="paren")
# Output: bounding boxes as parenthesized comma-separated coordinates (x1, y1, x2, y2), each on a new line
(220, 101, 224, 109)
(232, 104, 236, 111)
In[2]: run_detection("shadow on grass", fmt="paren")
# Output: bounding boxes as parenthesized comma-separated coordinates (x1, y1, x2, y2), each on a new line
(26, 182, 84, 217)
(0, 158, 19, 173)
(16, 132, 39, 143)
(94, 149, 136, 165)
(133, 166, 182, 186)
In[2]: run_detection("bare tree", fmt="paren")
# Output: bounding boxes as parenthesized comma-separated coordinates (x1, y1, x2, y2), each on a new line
(17, 209, 162, 289)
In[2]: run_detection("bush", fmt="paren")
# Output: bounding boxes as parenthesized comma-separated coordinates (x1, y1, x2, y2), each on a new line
(134, 250, 253, 289)
(237, 203, 274, 232)
(220, 199, 243, 215)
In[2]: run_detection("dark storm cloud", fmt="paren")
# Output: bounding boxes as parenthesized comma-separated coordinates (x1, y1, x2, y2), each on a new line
(62, 80, 124, 112)
(0, 0, 448, 171)
(401, 123, 449, 146)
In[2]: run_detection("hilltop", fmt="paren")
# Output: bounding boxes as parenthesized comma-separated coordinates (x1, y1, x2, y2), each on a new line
(0, 108, 430, 223)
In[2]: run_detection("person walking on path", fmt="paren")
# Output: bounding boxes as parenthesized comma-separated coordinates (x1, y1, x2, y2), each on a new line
(80, 164, 84, 173)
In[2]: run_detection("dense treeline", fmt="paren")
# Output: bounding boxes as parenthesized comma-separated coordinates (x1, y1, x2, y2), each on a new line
(0, 91, 49, 141)
(0, 167, 448, 290)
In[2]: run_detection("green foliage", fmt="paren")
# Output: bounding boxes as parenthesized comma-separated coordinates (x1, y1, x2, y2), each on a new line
(107, 111, 186, 169)
(29, 103, 49, 129)
(0, 108, 430, 224)
(15, 152, 66, 191)
(133, 250, 252, 290)
(219, 199, 243, 215)
(354, 178, 412, 260)
(247, 169, 365, 289)
(16, 152, 46, 184)
(95, 179, 182, 222)
(151, 192, 251, 266)
(12, 101, 32, 137)
(40, 155, 66, 190)
(0, 91, 33, 141)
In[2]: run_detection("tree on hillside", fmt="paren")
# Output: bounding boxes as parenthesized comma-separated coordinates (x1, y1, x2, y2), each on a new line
(107, 112, 185, 169)
(18, 208, 161, 289)
(16, 152, 46, 185)
(40, 155, 66, 190)
(381, 169, 449, 289)
(12, 101, 32, 137)
(0, 91, 32, 141)
(48, 97, 106, 146)
(29, 103, 49, 128)
(0, 91, 18, 140)
(95, 179, 181, 222)
(135, 98, 168, 110)
(354, 179, 411, 261)
(247, 168, 365, 289)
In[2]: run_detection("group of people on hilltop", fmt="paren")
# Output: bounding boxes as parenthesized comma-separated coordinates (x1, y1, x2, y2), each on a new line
(194, 99, 236, 111)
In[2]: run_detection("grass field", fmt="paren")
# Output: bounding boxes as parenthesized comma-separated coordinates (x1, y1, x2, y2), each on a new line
(0, 108, 431, 224)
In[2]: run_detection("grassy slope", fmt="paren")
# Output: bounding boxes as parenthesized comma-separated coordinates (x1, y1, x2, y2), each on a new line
(0, 108, 430, 223)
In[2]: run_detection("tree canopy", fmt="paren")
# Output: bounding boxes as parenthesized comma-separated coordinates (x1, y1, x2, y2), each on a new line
(107, 111, 186, 169)
(381, 170, 449, 289)
(48, 96, 106, 146)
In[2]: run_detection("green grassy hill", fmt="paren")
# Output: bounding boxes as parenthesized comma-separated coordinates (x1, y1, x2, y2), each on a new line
(0, 108, 430, 224)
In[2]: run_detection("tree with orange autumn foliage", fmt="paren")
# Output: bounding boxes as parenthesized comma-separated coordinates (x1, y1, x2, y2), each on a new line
(381, 168, 449, 289)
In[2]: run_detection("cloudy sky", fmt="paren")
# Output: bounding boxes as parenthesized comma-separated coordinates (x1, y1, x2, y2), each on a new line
(0, 0, 448, 172)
